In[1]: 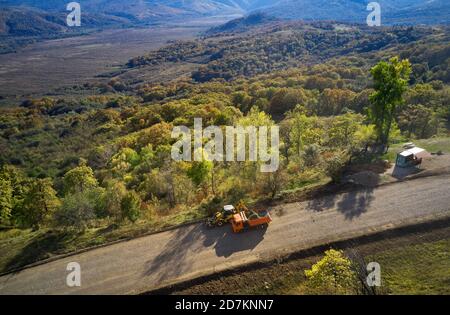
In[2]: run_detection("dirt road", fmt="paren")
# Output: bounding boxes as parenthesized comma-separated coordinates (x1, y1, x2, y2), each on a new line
(1, 175, 449, 294)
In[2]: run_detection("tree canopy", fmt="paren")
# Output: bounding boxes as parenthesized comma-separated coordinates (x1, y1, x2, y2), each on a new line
(369, 57, 412, 146)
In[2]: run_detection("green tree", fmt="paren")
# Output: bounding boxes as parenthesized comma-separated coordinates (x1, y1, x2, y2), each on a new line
(304, 249, 357, 294)
(0, 178, 13, 224)
(20, 178, 60, 229)
(261, 165, 286, 199)
(353, 124, 376, 150)
(327, 113, 377, 157)
(398, 104, 440, 139)
(110, 147, 141, 176)
(369, 57, 411, 146)
(287, 110, 323, 156)
(120, 191, 141, 223)
(187, 160, 212, 187)
(232, 91, 252, 113)
(0, 164, 28, 200)
(0, 165, 32, 226)
(63, 165, 98, 195)
(55, 188, 104, 231)
(102, 180, 128, 220)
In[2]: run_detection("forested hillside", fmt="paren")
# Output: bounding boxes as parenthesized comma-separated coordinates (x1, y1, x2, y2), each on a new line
(127, 21, 447, 83)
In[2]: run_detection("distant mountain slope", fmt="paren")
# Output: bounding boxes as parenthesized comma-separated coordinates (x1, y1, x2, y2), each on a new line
(0, 6, 130, 36)
(205, 12, 279, 35)
(0, 6, 131, 53)
(0, 7, 66, 36)
(387, 0, 450, 25)
(1, 0, 449, 25)
(256, 0, 450, 25)
(0, 0, 245, 21)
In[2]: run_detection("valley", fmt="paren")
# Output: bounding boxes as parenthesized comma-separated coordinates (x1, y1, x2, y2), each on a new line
(0, 25, 207, 102)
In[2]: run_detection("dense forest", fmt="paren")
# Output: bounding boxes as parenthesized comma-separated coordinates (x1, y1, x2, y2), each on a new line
(0, 21, 449, 238)
(127, 22, 447, 82)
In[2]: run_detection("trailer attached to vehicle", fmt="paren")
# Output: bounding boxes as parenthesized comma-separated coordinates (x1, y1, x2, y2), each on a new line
(231, 210, 272, 233)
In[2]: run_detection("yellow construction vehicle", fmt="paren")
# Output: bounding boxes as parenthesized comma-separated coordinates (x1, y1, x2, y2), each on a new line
(205, 201, 252, 227)
(235, 200, 249, 213)
(206, 205, 237, 227)
(205, 201, 270, 231)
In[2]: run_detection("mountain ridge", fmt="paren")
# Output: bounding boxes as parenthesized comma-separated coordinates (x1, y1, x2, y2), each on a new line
(0, 0, 449, 25)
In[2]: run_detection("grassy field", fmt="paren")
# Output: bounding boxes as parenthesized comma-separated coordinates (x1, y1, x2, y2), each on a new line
(369, 239, 450, 294)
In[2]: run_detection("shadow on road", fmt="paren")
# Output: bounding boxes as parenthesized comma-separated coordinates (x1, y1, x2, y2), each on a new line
(144, 224, 204, 281)
(307, 185, 375, 220)
(336, 188, 374, 220)
(207, 225, 266, 258)
(144, 223, 267, 282)
(307, 193, 338, 212)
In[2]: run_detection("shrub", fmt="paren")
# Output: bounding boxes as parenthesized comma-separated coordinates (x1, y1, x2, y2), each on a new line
(121, 191, 141, 223)
(302, 144, 321, 167)
(55, 188, 104, 230)
(325, 153, 347, 183)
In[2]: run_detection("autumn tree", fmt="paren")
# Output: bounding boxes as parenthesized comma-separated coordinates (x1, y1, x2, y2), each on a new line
(137, 122, 173, 148)
(369, 57, 411, 147)
(109, 147, 141, 177)
(63, 164, 99, 195)
(268, 88, 307, 116)
(398, 104, 440, 138)
(304, 249, 357, 294)
(317, 88, 356, 116)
